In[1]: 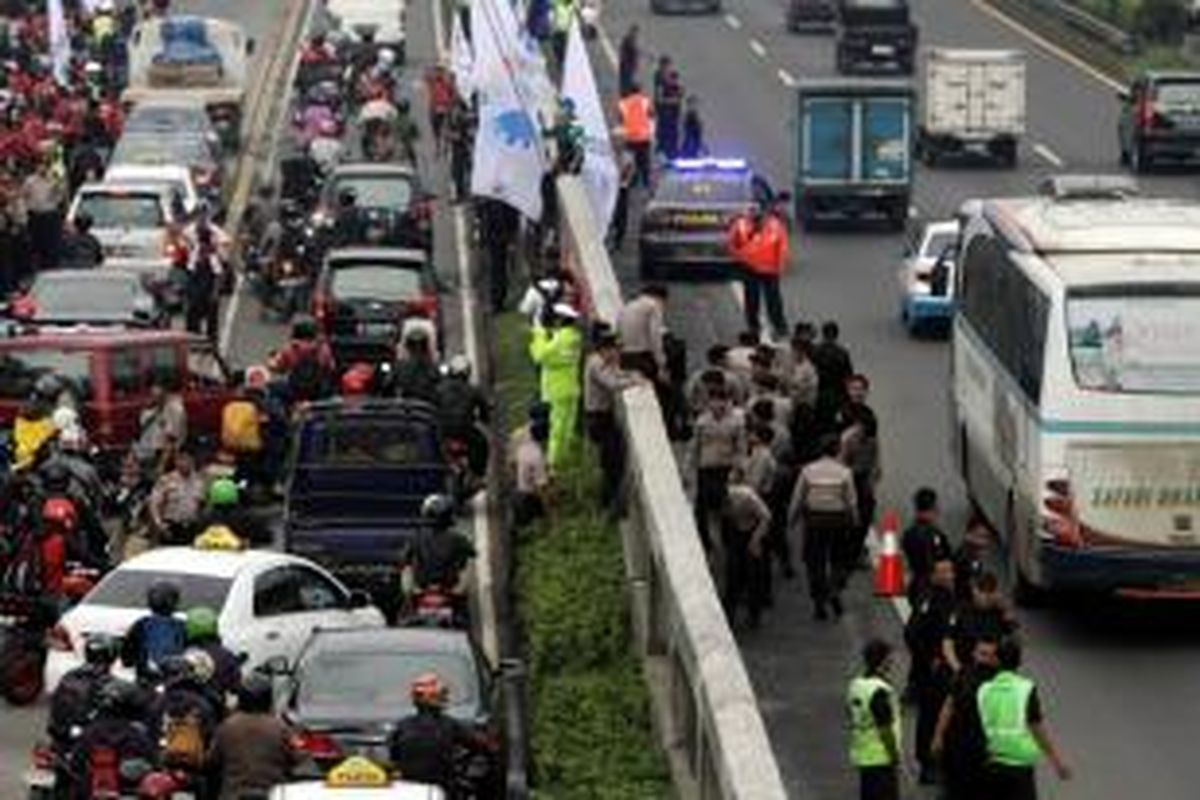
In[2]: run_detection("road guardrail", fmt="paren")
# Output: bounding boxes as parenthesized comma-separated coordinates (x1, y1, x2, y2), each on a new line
(556, 175, 790, 800)
(984, 0, 1135, 81)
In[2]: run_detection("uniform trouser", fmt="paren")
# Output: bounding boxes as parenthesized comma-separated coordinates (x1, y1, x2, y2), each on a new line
(609, 187, 629, 249)
(546, 392, 579, 470)
(721, 522, 768, 623)
(186, 296, 219, 341)
(985, 765, 1038, 800)
(915, 667, 951, 773)
(587, 411, 623, 510)
(859, 766, 899, 800)
(743, 272, 788, 338)
(942, 759, 989, 800)
(28, 210, 61, 272)
(627, 140, 652, 187)
(849, 475, 877, 568)
(694, 465, 730, 551)
(802, 517, 850, 608)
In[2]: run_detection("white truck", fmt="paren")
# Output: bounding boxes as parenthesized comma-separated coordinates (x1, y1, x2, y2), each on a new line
(915, 48, 1026, 168)
(122, 16, 254, 149)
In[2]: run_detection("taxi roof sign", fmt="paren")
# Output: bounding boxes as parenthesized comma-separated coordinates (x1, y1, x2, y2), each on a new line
(325, 756, 391, 789)
(193, 525, 244, 551)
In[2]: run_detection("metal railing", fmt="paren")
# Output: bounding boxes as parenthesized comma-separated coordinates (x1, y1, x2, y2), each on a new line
(556, 176, 789, 800)
(984, 0, 1135, 81)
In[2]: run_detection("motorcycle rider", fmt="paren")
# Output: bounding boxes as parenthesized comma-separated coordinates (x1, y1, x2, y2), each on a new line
(388, 672, 491, 794)
(271, 315, 336, 404)
(394, 328, 441, 405)
(436, 355, 491, 477)
(331, 186, 365, 247)
(195, 477, 270, 546)
(59, 210, 103, 269)
(47, 633, 119, 749)
(300, 32, 337, 65)
(185, 606, 242, 700)
(208, 675, 293, 800)
(69, 680, 157, 798)
(151, 651, 223, 768)
(120, 581, 188, 685)
(409, 495, 476, 598)
(35, 460, 107, 570)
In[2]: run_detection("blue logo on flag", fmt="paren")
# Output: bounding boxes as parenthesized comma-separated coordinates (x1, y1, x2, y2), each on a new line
(494, 109, 538, 149)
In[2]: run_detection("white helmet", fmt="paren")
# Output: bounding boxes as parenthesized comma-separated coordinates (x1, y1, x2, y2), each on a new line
(52, 405, 79, 431)
(445, 354, 471, 379)
(182, 648, 216, 684)
(377, 48, 397, 68)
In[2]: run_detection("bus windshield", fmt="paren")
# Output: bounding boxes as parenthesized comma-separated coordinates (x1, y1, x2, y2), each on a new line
(1066, 287, 1200, 394)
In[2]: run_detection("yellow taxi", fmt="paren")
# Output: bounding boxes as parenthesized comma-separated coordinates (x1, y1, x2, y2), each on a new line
(268, 756, 446, 799)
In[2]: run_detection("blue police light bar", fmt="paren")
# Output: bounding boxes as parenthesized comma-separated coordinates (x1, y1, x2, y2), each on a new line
(671, 157, 749, 171)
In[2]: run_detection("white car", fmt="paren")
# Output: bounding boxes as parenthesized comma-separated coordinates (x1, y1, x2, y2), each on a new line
(44, 546, 386, 692)
(898, 218, 959, 336)
(67, 181, 184, 287)
(104, 164, 201, 218)
(269, 755, 444, 799)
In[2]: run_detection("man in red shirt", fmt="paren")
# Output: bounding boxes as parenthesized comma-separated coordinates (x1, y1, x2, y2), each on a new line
(728, 197, 791, 341)
(425, 64, 457, 155)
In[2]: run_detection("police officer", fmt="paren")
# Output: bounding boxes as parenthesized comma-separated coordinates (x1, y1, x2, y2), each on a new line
(907, 558, 957, 785)
(529, 304, 584, 470)
(720, 469, 772, 629)
(847, 638, 902, 800)
(902, 487, 953, 606)
(388, 673, 490, 793)
(977, 638, 1072, 799)
(584, 327, 641, 511)
(932, 635, 1000, 800)
(728, 197, 790, 341)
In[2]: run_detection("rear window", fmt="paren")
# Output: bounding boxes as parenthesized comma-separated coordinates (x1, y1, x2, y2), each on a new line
(112, 135, 216, 168)
(297, 647, 480, 719)
(32, 276, 141, 314)
(301, 419, 442, 465)
(656, 171, 752, 204)
(1155, 81, 1200, 107)
(126, 106, 209, 132)
(86, 570, 233, 610)
(0, 349, 92, 400)
(333, 175, 414, 209)
(75, 193, 164, 228)
(330, 264, 423, 302)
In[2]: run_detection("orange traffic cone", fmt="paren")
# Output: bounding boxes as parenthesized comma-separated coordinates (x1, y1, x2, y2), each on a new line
(874, 509, 905, 598)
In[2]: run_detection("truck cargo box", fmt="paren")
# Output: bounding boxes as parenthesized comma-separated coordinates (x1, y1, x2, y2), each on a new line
(917, 48, 1025, 167)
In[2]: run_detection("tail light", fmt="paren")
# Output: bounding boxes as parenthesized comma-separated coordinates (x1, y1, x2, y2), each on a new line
(10, 295, 36, 319)
(290, 730, 341, 760)
(407, 294, 438, 318)
(162, 237, 184, 262)
(47, 623, 73, 652)
(1041, 473, 1083, 548)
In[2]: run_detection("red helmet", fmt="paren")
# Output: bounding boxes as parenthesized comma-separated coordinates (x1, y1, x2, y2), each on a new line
(41, 497, 77, 532)
(340, 363, 373, 397)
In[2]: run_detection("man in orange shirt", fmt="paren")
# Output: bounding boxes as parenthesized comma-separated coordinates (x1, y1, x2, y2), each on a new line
(618, 82, 654, 187)
(728, 198, 790, 340)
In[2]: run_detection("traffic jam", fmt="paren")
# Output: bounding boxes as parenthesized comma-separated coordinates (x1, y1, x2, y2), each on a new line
(0, 1, 502, 798)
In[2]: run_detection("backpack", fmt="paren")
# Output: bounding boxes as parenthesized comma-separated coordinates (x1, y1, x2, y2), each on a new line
(140, 615, 185, 675)
(48, 669, 103, 740)
(288, 347, 327, 402)
(161, 708, 206, 768)
(220, 400, 262, 453)
(1, 527, 42, 596)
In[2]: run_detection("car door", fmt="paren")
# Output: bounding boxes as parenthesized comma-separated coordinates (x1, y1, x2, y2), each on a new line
(288, 564, 382, 632)
(240, 565, 310, 669)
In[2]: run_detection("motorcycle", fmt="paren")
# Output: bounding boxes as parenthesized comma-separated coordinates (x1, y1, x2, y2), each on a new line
(257, 203, 317, 322)
(26, 744, 195, 800)
(397, 584, 469, 629)
(0, 594, 51, 706)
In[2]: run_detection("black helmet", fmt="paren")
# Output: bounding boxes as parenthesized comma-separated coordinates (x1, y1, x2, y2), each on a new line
(237, 674, 274, 713)
(96, 680, 144, 718)
(420, 494, 455, 526)
(33, 373, 64, 403)
(397, 98, 411, 115)
(338, 187, 357, 208)
(84, 633, 119, 666)
(291, 314, 318, 341)
(158, 654, 192, 684)
(146, 580, 181, 615)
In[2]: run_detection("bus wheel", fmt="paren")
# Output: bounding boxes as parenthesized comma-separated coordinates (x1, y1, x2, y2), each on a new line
(1006, 499, 1046, 608)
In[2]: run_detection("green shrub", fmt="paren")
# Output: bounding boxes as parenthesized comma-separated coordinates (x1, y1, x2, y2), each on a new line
(1134, 0, 1189, 45)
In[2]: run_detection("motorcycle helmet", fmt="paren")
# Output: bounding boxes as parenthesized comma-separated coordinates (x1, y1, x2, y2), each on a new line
(146, 580, 181, 616)
(185, 607, 219, 643)
(73, 210, 93, 233)
(83, 633, 119, 666)
(444, 354, 471, 380)
(377, 48, 396, 69)
(96, 679, 144, 718)
(410, 672, 447, 708)
(182, 648, 216, 685)
(33, 373, 64, 404)
(207, 477, 239, 508)
(291, 314, 318, 341)
(237, 674, 274, 714)
(337, 187, 357, 209)
(41, 496, 78, 532)
(420, 494, 456, 526)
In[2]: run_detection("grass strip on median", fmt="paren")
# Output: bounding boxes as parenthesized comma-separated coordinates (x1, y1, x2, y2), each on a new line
(493, 312, 673, 800)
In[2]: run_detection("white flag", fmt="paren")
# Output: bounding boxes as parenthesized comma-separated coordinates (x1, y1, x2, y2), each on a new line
(48, 0, 71, 87)
(561, 16, 618, 231)
(451, 10, 475, 98)
(470, 0, 547, 220)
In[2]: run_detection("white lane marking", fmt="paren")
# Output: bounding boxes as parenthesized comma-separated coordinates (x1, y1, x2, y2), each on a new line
(596, 22, 620, 69)
(777, 68, 796, 88)
(1033, 142, 1065, 167)
(749, 38, 767, 59)
(725, 13, 742, 29)
(434, 0, 499, 666)
(967, 0, 1124, 92)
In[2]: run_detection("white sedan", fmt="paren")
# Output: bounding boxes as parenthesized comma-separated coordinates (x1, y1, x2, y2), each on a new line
(45, 545, 386, 692)
(898, 218, 959, 336)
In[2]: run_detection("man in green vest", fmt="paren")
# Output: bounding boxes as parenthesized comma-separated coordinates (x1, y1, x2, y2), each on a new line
(847, 638, 901, 800)
(976, 637, 1072, 800)
(529, 303, 584, 470)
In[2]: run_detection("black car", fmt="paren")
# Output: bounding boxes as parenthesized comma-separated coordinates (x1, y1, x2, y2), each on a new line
(317, 163, 434, 253)
(5, 270, 164, 328)
(650, 0, 721, 14)
(277, 626, 506, 793)
(835, 0, 917, 75)
(787, 0, 837, 32)
(639, 158, 773, 280)
(312, 246, 440, 367)
(1118, 71, 1200, 172)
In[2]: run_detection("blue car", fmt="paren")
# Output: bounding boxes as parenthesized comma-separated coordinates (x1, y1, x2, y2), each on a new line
(898, 218, 958, 335)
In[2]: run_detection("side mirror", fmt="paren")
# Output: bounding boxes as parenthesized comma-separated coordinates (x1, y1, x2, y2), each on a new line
(246, 38, 257, 55)
(347, 589, 372, 609)
(257, 655, 292, 676)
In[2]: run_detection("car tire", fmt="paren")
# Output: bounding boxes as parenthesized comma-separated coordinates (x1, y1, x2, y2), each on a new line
(1005, 495, 1047, 608)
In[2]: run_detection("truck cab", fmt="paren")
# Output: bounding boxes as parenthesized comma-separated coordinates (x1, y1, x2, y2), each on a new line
(835, 0, 917, 75)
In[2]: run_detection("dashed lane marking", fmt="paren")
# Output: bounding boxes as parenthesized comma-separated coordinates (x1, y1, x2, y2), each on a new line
(1033, 142, 1065, 167)
(749, 38, 767, 59)
(725, 13, 742, 29)
(777, 68, 796, 88)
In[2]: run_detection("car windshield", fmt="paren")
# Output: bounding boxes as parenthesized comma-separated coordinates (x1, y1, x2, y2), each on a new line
(86, 570, 233, 610)
(330, 264, 423, 302)
(297, 648, 480, 720)
(125, 106, 210, 134)
(112, 135, 216, 169)
(75, 193, 165, 228)
(334, 175, 414, 208)
(0, 348, 92, 400)
(32, 276, 141, 315)
(657, 171, 750, 204)
(1155, 81, 1200, 107)
(1067, 287, 1200, 394)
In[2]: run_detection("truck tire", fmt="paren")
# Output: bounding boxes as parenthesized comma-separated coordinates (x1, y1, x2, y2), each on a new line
(993, 139, 1017, 168)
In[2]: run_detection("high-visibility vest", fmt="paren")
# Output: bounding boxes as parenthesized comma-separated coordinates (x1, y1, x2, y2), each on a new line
(728, 214, 789, 277)
(977, 671, 1042, 767)
(619, 93, 653, 144)
(847, 675, 900, 768)
(552, 0, 575, 32)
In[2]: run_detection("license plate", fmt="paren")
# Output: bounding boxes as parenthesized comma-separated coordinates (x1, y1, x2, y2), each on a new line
(24, 770, 55, 788)
(172, 793, 196, 800)
(672, 212, 720, 227)
(359, 322, 395, 337)
(871, 44, 895, 56)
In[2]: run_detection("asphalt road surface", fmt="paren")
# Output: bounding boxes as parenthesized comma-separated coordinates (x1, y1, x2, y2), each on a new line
(593, 1, 1200, 798)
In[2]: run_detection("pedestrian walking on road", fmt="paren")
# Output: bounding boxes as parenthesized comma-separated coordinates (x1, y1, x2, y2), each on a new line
(728, 197, 790, 341)
(680, 94, 706, 158)
(618, 25, 640, 96)
(619, 83, 654, 188)
(907, 558, 958, 785)
(789, 433, 857, 620)
(813, 320, 854, 429)
(720, 471, 772, 629)
(529, 304, 584, 470)
(932, 636, 1000, 800)
(654, 68, 683, 160)
(902, 486, 953, 605)
(185, 227, 223, 342)
(691, 386, 744, 551)
(847, 638, 902, 800)
(479, 198, 520, 312)
(977, 637, 1073, 799)
(584, 327, 642, 511)
(608, 150, 635, 251)
(838, 373, 881, 564)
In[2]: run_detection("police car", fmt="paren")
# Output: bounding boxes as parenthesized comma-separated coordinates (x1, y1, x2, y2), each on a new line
(638, 158, 775, 280)
(44, 539, 386, 692)
(270, 756, 446, 799)
(898, 217, 959, 336)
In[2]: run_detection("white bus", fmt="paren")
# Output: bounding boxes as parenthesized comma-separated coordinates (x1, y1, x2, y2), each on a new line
(952, 177, 1200, 602)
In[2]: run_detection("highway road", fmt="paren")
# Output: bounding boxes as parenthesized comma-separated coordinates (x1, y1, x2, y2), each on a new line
(592, 1, 1200, 798)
